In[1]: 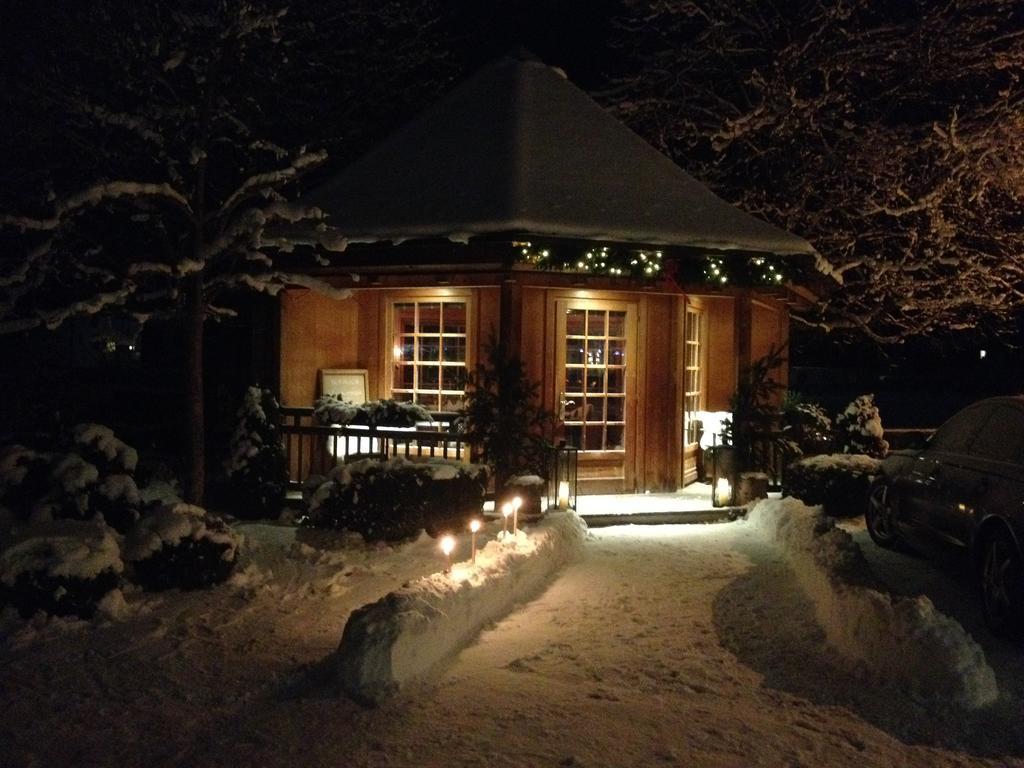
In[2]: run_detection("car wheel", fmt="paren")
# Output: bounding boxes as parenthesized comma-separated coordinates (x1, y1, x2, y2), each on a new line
(979, 530, 1024, 638)
(865, 480, 902, 549)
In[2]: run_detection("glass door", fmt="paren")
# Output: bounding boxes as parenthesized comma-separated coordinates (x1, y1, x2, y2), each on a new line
(556, 299, 637, 491)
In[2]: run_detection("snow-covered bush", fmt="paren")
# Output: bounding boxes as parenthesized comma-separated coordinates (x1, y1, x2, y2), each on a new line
(781, 395, 833, 456)
(224, 386, 288, 519)
(783, 454, 881, 518)
(0, 425, 143, 532)
(0, 520, 123, 618)
(124, 503, 239, 591)
(835, 394, 889, 458)
(313, 396, 433, 428)
(72, 423, 138, 475)
(303, 457, 488, 542)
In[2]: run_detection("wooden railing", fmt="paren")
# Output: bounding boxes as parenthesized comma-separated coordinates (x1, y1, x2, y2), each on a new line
(279, 407, 472, 489)
(748, 430, 795, 489)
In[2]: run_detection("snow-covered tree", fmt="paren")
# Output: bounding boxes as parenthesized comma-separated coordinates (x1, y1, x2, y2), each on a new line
(0, 2, 438, 502)
(224, 386, 287, 519)
(835, 394, 889, 458)
(608, 0, 1024, 342)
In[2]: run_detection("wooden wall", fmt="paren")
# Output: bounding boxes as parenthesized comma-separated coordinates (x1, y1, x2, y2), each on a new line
(752, 297, 789, 398)
(280, 281, 789, 493)
(701, 296, 736, 411)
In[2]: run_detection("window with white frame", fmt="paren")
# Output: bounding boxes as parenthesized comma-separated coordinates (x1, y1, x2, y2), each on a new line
(684, 306, 704, 444)
(391, 300, 468, 412)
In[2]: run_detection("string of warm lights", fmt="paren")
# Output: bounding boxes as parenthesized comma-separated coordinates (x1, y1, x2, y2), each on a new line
(514, 242, 788, 286)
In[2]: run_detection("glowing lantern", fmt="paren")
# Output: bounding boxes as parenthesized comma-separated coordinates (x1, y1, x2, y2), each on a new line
(440, 535, 456, 573)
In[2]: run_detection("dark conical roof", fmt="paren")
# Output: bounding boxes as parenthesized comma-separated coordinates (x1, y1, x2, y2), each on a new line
(307, 55, 821, 260)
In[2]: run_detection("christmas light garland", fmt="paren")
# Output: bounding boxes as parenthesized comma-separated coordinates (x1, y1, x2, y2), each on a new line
(513, 242, 789, 286)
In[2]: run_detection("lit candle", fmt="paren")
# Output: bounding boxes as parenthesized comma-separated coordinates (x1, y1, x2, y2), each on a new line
(512, 496, 522, 534)
(440, 535, 455, 573)
(557, 481, 570, 510)
(715, 478, 732, 507)
(501, 502, 512, 534)
(469, 519, 481, 564)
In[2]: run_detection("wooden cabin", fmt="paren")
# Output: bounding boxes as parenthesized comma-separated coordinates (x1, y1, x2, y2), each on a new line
(278, 54, 832, 495)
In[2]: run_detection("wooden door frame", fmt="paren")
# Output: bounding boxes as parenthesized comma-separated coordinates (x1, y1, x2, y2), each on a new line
(547, 293, 641, 493)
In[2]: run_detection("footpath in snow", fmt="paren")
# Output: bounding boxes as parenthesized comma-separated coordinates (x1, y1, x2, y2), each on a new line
(3, 501, 1023, 767)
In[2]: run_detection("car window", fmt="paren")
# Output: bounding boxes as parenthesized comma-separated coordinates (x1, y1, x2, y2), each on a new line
(929, 404, 988, 453)
(968, 407, 1024, 465)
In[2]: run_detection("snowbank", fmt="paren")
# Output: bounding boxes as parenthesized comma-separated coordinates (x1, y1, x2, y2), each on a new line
(336, 511, 587, 703)
(746, 498, 998, 709)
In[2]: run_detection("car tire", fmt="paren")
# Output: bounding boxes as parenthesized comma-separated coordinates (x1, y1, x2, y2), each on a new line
(865, 480, 903, 549)
(979, 530, 1024, 638)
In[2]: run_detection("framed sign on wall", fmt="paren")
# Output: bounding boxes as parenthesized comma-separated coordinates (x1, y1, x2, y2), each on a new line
(319, 368, 368, 404)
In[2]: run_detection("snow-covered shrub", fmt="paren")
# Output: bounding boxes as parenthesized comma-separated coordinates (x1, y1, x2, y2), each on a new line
(0, 425, 143, 532)
(124, 503, 239, 591)
(224, 386, 288, 519)
(0, 520, 123, 618)
(783, 454, 881, 518)
(91, 474, 143, 533)
(313, 396, 433, 428)
(835, 394, 889, 458)
(781, 394, 833, 456)
(0, 446, 57, 520)
(303, 457, 488, 542)
(72, 423, 138, 475)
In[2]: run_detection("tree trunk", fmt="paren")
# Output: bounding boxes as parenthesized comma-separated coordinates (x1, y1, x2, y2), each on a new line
(184, 273, 205, 504)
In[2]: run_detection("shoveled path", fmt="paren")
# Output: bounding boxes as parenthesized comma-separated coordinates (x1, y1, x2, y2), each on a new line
(188, 522, 1023, 767)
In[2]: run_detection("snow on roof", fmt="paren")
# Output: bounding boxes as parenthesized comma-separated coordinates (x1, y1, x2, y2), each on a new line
(305, 55, 822, 262)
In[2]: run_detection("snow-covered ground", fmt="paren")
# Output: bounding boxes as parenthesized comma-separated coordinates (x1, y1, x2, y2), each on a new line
(3, 504, 1024, 767)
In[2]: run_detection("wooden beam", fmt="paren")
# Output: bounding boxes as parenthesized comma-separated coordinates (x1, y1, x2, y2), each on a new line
(499, 275, 523, 360)
(734, 289, 753, 378)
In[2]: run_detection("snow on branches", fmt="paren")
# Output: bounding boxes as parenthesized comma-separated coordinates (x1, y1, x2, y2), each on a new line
(0, 1, 348, 334)
(609, 0, 1024, 342)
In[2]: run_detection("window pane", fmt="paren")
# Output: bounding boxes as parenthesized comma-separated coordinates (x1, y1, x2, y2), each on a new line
(566, 309, 585, 336)
(441, 366, 464, 391)
(565, 425, 583, 449)
(608, 339, 626, 365)
(440, 394, 463, 411)
(416, 393, 439, 410)
(566, 340, 585, 365)
(419, 337, 440, 361)
(606, 425, 624, 450)
(587, 339, 605, 365)
(442, 336, 466, 362)
(399, 336, 415, 361)
(420, 366, 440, 389)
(587, 310, 605, 337)
(588, 397, 605, 420)
(419, 303, 441, 333)
(395, 303, 416, 334)
(394, 364, 415, 389)
(607, 311, 626, 337)
(586, 369, 604, 393)
(607, 368, 624, 394)
(585, 426, 604, 450)
(606, 397, 624, 422)
(442, 302, 466, 334)
(393, 391, 414, 403)
(565, 368, 584, 393)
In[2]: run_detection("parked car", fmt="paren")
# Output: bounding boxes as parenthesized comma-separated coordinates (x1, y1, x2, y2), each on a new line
(865, 396, 1024, 636)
